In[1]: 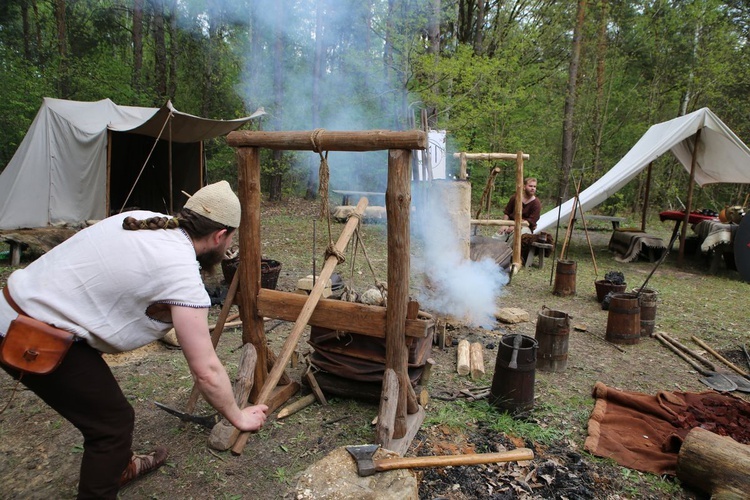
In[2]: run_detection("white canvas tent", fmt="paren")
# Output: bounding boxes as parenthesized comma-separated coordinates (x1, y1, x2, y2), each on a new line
(0, 98, 264, 230)
(536, 107, 750, 234)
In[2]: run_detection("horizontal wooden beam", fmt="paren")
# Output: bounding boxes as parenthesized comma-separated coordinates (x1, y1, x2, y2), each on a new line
(470, 219, 529, 226)
(453, 152, 530, 160)
(227, 130, 426, 151)
(257, 289, 430, 338)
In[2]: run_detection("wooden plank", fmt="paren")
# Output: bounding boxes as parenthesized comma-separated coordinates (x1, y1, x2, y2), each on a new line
(257, 289, 431, 339)
(227, 130, 426, 151)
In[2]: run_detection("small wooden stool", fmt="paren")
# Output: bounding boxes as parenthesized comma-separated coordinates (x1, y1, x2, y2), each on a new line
(525, 242, 553, 269)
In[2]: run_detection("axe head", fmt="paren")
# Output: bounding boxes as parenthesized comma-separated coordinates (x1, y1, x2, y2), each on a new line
(346, 444, 380, 476)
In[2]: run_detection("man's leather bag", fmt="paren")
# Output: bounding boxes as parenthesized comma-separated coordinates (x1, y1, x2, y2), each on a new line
(0, 315, 74, 375)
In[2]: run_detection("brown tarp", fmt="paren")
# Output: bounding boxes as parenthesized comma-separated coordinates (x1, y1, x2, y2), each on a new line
(584, 381, 750, 475)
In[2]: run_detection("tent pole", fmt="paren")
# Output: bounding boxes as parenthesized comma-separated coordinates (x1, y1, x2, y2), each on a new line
(106, 130, 112, 217)
(678, 129, 701, 266)
(169, 116, 173, 213)
(641, 162, 653, 231)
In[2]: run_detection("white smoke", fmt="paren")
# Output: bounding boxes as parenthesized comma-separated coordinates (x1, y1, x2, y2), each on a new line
(413, 188, 508, 328)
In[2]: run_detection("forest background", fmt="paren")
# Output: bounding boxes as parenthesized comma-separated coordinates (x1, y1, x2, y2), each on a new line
(1, 0, 749, 214)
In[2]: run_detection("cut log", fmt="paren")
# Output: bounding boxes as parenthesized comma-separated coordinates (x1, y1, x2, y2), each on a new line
(457, 339, 471, 376)
(420, 358, 435, 386)
(677, 427, 750, 499)
(470, 342, 485, 380)
(227, 130, 426, 152)
(207, 343, 257, 451)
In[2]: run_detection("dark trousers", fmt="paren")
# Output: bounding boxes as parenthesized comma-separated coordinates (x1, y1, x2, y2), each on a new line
(1, 340, 134, 499)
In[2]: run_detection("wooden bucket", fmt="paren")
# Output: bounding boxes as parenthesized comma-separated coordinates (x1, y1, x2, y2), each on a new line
(632, 288, 658, 337)
(534, 308, 570, 372)
(553, 260, 577, 296)
(490, 334, 537, 414)
(605, 293, 641, 345)
(594, 280, 627, 302)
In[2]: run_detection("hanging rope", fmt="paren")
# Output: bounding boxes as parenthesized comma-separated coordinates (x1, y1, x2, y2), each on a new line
(119, 110, 174, 213)
(475, 165, 501, 220)
(310, 128, 347, 265)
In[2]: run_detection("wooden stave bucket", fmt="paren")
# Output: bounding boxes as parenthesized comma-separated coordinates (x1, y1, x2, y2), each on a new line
(605, 292, 641, 345)
(594, 280, 627, 302)
(553, 260, 577, 296)
(632, 288, 658, 337)
(534, 308, 570, 372)
(490, 334, 538, 414)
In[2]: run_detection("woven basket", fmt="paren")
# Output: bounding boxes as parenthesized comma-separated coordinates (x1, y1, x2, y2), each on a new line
(221, 257, 282, 290)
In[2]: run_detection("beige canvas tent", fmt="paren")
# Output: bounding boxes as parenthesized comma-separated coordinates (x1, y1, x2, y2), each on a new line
(0, 98, 264, 229)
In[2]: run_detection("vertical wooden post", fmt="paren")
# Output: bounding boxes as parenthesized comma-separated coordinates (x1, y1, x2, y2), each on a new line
(168, 117, 173, 213)
(459, 152, 467, 180)
(237, 146, 268, 400)
(641, 162, 653, 232)
(384, 148, 411, 439)
(512, 151, 524, 270)
(678, 130, 701, 266)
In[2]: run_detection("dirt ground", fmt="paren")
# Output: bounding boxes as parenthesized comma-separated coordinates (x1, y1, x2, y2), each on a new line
(1, 198, 748, 499)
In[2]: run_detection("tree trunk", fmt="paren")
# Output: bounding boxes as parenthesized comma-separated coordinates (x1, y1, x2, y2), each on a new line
(268, 4, 285, 202)
(560, 0, 587, 200)
(54, 0, 69, 97)
(132, 0, 144, 90)
(474, 0, 485, 54)
(151, 0, 167, 101)
(305, 0, 326, 200)
(21, 0, 31, 61)
(167, 0, 177, 99)
(426, 0, 441, 128)
(592, 0, 608, 175)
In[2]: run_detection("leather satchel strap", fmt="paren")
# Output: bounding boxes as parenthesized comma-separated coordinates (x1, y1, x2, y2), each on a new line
(2, 286, 26, 316)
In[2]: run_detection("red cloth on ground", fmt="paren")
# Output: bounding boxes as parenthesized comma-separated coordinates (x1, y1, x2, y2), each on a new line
(584, 382, 750, 475)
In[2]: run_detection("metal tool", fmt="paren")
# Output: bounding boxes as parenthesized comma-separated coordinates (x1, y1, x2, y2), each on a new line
(654, 333, 740, 392)
(154, 401, 220, 429)
(345, 444, 533, 477)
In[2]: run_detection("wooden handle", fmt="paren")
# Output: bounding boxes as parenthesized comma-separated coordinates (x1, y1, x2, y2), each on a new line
(691, 336, 749, 377)
(376, 448, 534, 472)
(655, 333, 707, 374)
(231, 197, 369, 455)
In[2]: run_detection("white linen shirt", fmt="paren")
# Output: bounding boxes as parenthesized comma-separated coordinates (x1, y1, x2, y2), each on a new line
(0, 211, 210, 353)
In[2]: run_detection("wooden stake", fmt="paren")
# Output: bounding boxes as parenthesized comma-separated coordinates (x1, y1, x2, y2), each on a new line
(573, 176, 598, 276)
(304, 371, 328, 406)
(376, 369, 399, 445)
(276, 394, 316, 420)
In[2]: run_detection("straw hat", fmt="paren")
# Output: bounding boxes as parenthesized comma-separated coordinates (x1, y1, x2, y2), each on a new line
(184, 180, 241, 228)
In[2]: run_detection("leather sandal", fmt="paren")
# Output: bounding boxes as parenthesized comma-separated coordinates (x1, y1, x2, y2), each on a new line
(119, 447, 168, 487)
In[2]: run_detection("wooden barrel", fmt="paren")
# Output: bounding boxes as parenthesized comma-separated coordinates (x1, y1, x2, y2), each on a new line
(632, 288, 658, 337)
(553, 260, 577, 296)
(605, 293, 641, 345)
(490, 334, 537, 414)
(534, 309, 570, 372)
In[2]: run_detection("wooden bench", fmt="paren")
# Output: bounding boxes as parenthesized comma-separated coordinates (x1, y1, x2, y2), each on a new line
(525, 242, 553, 269)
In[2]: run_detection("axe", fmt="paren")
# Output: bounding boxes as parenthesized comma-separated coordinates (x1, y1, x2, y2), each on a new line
(345, 444, 533, 477)
(154, 401, 220, 429)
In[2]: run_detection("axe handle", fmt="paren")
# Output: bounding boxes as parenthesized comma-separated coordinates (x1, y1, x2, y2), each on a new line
(375, 448, 533, 472)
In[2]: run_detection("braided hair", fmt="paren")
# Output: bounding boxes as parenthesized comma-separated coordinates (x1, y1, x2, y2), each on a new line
(122, 208, 235, 240)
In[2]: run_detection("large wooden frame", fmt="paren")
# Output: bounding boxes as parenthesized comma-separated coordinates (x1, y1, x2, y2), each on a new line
(453, 151, 529, 272)
(225, 130, 431, 455)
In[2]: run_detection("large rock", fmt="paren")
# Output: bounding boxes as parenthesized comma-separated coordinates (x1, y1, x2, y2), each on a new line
(495, 307, 529, 324)
(294, 446, 418, 500)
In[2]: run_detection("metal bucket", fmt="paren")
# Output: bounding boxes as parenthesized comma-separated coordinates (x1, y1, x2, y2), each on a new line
(553, 260, 577, 296)
(605, 293, 641, 345)
(632, 288, 658, 337)
(534, 308, 570, 372)
(490, 334, 537, 414)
